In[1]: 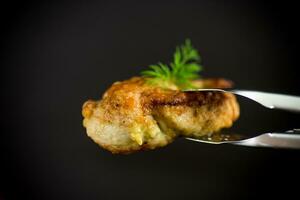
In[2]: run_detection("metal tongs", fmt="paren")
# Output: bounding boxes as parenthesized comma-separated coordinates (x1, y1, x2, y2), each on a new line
(183, 89, 300, 149)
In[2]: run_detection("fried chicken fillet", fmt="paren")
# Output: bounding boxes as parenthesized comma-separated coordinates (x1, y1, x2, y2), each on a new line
(82, 77, 239, 154)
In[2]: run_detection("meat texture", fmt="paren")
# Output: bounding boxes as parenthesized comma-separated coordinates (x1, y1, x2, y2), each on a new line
(82, 77, 239, 154)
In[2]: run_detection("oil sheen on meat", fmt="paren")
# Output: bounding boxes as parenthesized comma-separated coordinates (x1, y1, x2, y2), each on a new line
(82, 77, 239, 154)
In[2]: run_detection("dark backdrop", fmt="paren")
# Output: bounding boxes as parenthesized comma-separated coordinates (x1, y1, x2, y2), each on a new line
(2, 1, 300, 200)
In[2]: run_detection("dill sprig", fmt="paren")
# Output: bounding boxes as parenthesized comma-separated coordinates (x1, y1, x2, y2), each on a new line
(141, 39, 203, 89)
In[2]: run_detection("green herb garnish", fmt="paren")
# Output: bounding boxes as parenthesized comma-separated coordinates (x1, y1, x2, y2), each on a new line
(141, 39, 203, 89)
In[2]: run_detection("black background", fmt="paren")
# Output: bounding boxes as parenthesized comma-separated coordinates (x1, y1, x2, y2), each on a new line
(2, 1, 300, 200)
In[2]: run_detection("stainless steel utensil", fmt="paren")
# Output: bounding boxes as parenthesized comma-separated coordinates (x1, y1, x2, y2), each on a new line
(183, 89, 300, 149)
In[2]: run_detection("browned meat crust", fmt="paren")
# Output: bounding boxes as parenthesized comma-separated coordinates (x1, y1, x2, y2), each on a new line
(82, 77, 239, 154)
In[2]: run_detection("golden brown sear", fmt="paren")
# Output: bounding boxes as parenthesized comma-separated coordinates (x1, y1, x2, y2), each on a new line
(82, 77, 239, 154)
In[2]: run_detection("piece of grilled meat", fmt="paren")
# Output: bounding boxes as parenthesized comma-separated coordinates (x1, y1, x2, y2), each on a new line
(82, 77, 239, 154)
